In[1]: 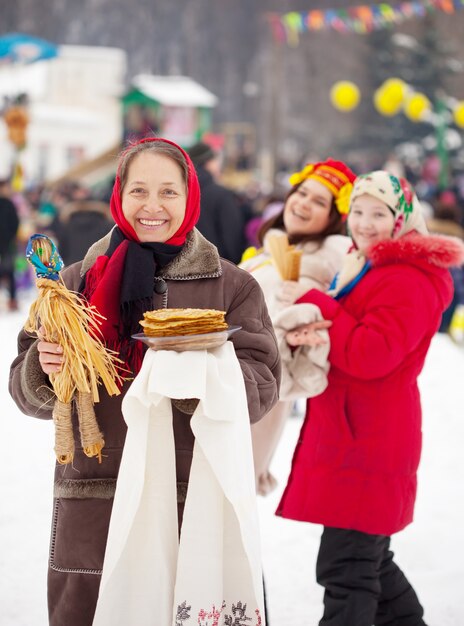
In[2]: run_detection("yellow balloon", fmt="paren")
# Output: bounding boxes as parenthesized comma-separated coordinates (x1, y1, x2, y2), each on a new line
(380, 78, 407, 108)
(454, 102, 464, 128)
(373, 87, 402, 117)
(330, 81, 360, 112)
(404, 93, 431, 122)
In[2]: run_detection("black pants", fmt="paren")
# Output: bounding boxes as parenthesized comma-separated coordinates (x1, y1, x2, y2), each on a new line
(316, 527, 427, 626)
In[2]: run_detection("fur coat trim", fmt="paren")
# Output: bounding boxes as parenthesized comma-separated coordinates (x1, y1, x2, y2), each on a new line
(80, 227, 222, 279)
(20, 340, 55, 410)
(368, 233, 464, 269)
(54, 478, 189, 503)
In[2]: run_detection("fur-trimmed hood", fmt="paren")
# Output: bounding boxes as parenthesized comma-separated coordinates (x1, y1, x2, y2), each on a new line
(80, 227, 222, 280)
(367, 232, 464, 270)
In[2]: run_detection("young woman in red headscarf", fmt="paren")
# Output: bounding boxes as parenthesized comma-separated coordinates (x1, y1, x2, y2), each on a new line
(9, 137, 280, 626)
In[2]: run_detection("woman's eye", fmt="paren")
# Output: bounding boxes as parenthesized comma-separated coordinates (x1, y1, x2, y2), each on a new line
(162, 189, 177, 197)
(130, 187, 145, 194)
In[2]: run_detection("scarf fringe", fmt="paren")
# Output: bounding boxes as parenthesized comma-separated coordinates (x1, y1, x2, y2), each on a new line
(105, 338, 145, 382)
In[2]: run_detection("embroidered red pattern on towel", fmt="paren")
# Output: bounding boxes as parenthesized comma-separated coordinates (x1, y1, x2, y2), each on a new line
(175, 600, 262, 626)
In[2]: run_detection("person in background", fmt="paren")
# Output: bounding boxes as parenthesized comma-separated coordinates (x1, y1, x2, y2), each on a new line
(382, 152, 405, 179)
(426, 189, 464, 332)
(240, 159, 356, 496)
(0, 178, 20, 311)
(188, 141, 246, 263)
(52, 189, 114, 265)
(244, 193, 285, 249)
(277, 171, 464, 626)
(9, 137, 280, 626)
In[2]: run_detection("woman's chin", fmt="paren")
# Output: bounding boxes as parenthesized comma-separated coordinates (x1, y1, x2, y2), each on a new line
(286, 224, 308, 237)
(355, 238, 379, 253)
(136, 228, 170, 243)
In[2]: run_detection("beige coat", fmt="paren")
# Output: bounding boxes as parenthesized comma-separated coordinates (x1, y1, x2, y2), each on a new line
(240, 230, 349, 493)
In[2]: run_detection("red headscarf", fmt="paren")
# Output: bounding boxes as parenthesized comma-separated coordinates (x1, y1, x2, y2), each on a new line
(83, 137, 201, 375)
(109, 136, 201, 244)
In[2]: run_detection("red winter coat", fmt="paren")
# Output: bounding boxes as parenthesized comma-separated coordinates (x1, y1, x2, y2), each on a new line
(277, 234, 464, 536)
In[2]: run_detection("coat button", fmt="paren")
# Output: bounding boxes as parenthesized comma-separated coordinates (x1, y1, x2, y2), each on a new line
(154, 280, 167, 294)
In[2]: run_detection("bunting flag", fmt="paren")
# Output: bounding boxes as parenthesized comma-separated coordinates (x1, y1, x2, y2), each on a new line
(267, 0, 464, 46)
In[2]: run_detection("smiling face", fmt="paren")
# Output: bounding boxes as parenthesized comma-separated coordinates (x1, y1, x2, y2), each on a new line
(283, 178, 333, 237)
(121, 152, 187, 243)
(348, 193, 395, 253)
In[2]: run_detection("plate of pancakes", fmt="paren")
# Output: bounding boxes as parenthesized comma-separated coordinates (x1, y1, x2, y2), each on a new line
(132, 308, 241, 352)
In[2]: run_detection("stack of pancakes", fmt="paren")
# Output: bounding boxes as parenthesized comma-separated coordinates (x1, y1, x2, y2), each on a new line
(267, 233, 302, 281)
(140, 308, 228, 337)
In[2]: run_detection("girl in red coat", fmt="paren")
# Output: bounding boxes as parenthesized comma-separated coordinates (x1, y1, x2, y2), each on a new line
(276, 171, 464, 626)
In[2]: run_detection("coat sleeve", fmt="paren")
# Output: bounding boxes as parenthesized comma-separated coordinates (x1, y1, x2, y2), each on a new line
(298, 267, 443, 380)
(225, 271, 281, 423)
(8, 263, 83, 419)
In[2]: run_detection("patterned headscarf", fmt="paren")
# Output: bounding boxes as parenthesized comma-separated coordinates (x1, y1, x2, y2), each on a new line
(329, 171, 428, 298)
(349, 171, 428, 239)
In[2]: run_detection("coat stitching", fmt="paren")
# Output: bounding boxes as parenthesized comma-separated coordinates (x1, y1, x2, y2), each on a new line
(49, 500, 102, 576)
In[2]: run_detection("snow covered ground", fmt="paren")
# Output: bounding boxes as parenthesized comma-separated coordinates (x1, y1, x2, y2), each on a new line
(1, 292, 464, 625)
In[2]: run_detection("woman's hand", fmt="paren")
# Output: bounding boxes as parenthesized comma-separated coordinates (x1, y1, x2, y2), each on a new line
(286, 320, 332, 348)
(277, 280, 310, 307)
(36, 326, 64, 375)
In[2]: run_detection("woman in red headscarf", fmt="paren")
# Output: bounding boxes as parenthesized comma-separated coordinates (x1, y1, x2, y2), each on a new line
(9, 138, 280, 626)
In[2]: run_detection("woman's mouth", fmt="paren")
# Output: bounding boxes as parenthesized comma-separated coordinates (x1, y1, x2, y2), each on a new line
(292, 209, 309, 220)
(138, 218, 166, 228)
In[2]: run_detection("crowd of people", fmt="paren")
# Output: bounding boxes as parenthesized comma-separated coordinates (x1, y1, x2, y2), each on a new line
(5, 136, 464, 626)
(3, 145, 464, 326)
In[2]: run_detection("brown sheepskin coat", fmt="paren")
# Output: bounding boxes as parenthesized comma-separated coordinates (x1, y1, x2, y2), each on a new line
(9, 228, 281, 626)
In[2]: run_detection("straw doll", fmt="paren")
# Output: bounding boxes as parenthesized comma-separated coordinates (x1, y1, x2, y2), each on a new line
(24, 233, 123, 464)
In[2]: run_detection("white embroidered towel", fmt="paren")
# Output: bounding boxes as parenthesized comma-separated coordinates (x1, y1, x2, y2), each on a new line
(92, 341, 265, 626)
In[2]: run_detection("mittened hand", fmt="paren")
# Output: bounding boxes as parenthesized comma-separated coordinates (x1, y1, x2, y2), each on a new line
(277, 280, 309, 307)
(286, 320, 332, 348)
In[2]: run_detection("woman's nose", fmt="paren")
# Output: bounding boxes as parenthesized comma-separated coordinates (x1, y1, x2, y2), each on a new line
(298, 197, 312, 211)
(359, 216, 373, 229)
(143, 197, 162, 212)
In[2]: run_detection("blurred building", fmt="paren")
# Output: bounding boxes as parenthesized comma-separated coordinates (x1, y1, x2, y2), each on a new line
(123, 74, 217, 147)
(0, 44, 126, 183)
(3, 5, 464, 185)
